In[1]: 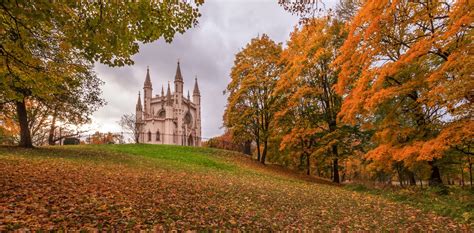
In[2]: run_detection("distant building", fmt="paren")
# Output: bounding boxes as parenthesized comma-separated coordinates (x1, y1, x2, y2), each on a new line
(135, 62, 201, 146)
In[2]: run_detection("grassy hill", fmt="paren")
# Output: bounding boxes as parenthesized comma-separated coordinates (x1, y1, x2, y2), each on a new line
(0, 144, 470, 231)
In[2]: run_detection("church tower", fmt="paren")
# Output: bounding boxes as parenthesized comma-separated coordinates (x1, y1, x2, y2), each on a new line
(174, 61, 184, 144)
(193, 77, 201, 146)
(143, 66, 153, 117)
(135, 92, 143, 142)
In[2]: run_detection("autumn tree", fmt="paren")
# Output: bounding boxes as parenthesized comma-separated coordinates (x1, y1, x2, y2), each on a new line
(224, 34, 282, 164)
(1, 0, 203, 148)
(334, 0, 473, 186)
(276, 17, 366, 183)
(87, 132, 121, 145)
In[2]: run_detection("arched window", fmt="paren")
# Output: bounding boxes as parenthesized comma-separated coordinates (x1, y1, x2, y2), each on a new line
(156, 131, 160, 141)
(147, 131, 151, 141)
(158, 109, 166, 118)
(184, 112, 193, 127)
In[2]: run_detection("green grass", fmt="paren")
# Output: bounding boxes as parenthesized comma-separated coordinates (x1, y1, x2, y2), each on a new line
(105, 144, 237, 172)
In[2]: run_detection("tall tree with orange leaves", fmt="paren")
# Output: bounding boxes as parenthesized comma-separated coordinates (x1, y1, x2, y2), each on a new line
(334, 0, 473, 185)
(224, 34, 282, 164)
(276, 17, 366, 183)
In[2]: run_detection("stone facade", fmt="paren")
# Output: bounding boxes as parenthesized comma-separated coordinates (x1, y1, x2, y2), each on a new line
(135, 62, 201, 146)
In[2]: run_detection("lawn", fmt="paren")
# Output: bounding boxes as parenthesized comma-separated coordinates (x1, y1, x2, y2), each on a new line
(0, 144, 471, 231)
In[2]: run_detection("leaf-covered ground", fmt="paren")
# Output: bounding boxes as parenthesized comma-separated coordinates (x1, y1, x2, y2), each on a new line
(0, 144, 470, 231)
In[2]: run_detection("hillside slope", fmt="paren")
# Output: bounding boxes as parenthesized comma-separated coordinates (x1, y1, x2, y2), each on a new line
(0, 144, 468, 231)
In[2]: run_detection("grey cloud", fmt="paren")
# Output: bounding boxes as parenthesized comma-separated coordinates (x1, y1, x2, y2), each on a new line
(90, 0, 338, 138)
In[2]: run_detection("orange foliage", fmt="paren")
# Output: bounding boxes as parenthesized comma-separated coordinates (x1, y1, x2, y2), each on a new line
(334, 0, 473, 166)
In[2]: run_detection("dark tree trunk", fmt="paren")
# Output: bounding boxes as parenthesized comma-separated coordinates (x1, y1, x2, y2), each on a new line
(328, 121, 339, 183)
(306, 153, 311, 175)
(407, 170, 416, 186)
(256, 138, 261, 162)
(261, 139, 267, 165)
(16, 100, 33, 148)
(333, 157, 340, 183)
(48, 110, 58, 145)
(396, 165, 404, 187)
(460, 162, 465, 187)
(469, 161, 472, 188)
(243, 140, 251, 155)
(330, 162, 333, 180)
(428, 160, 443, 186)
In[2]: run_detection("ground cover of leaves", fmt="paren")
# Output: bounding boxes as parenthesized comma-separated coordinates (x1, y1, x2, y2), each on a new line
(0, 144, 470, 231)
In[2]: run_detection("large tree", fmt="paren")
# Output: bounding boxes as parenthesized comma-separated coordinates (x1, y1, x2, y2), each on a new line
(276, 17, 363, 183)
(334, 0, 473, 185)
(224, 34, 282, 164)
(1, 0, 203, 147)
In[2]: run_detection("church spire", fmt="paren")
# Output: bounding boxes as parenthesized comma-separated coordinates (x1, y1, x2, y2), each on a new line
(161, 85, 164, 97)
(144, 66, 152, 87)
(187, 90, 190, 100)
(193, 76, 200, 96)
(136, 92, 142, 111)
(175, 60, 183, 82)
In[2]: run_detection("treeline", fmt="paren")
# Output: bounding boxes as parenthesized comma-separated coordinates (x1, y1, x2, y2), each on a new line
(222, 0, 473, 186)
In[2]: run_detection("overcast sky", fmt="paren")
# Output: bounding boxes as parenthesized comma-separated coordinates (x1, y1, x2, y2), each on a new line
(88, 0, 337, 139)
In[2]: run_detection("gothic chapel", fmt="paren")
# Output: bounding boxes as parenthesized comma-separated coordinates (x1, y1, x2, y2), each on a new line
(135, 62, 201, 146)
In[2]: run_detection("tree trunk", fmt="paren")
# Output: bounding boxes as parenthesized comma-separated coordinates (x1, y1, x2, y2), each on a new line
(333, 157, 340, 183)
(407, 170, 416, 186)
(48, 110, 58, 145)
(306, 153, 311, 175)
(243, 140, 251, 155)
(328, 121, 339, 183)
(260, 139, 267, 165)
(428, 160, 443, 186)
(460, 162, 465, 187)
(256, 138, 261, 162)
(396, 165, 404, 187)
(469, 161, 472, 188)
(16, 100, 33, 148)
